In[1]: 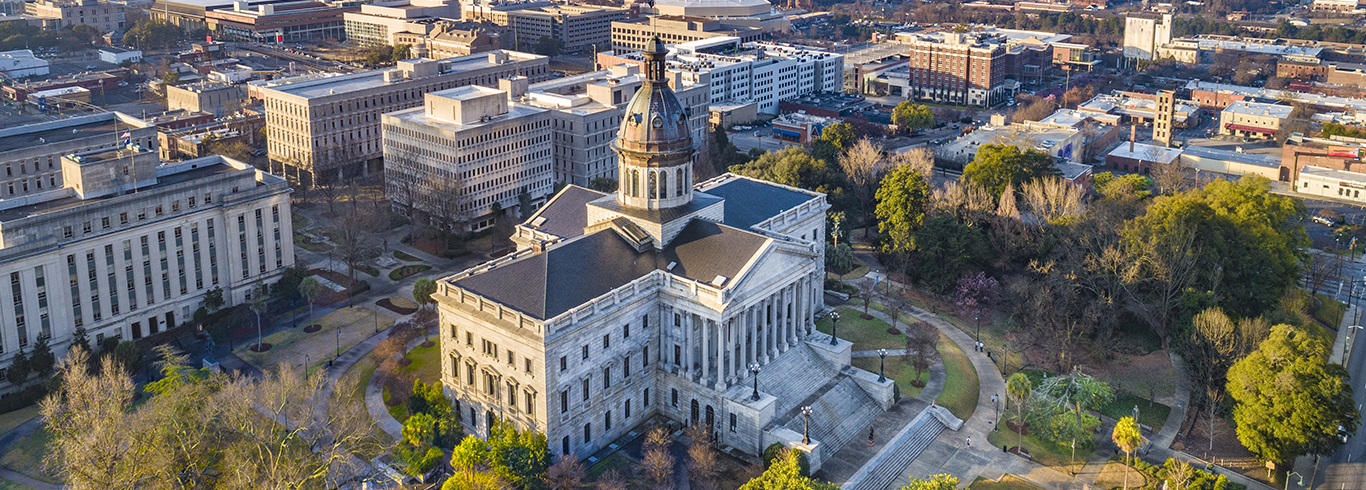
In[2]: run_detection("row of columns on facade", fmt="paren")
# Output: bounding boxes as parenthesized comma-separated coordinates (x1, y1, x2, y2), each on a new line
(659, 273, 824, 393)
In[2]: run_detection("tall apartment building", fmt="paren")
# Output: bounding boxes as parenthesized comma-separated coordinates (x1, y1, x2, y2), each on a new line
(603, 37, 841, 114)
(1123, 13, 1172, 61)
(258, 50, 548, 186)
(383, 80, 553, 231)
(0, 146, 292, 374)
(0, 113, 157, 202)
(25, 0, 125, 31)
(518, 63, 709, 186)
(342, 0, 463, 47)
(881, 31, 1014, 107)
(463, 3, 629, 51)
(610, 15, 761, 53)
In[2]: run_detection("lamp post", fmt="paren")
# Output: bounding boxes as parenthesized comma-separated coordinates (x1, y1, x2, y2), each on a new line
(829, 311, 840, 346)
(993, 394, 999, 426)
(1284, 471, 1305, 490)
(877, 348, 887, 383)
(335, 325, 341, 360)
(801, 406, 813, 444)
(1070, 438, 1077, 476)
(749, 363, 762, 401)
(305, 354, 310, 378)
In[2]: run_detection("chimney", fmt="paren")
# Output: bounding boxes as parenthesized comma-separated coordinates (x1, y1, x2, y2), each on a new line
(499, 76, 527, 99)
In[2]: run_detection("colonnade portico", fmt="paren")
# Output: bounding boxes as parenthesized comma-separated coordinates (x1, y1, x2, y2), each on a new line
(659, 271, 825, 392)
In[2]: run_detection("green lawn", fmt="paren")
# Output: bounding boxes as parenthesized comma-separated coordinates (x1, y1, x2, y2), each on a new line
(293, 235, 333, 253)
(0, 405, 40, 436)
(385, 339, 441, 423)
(827, 259, 869, 281)
(986, 426, 1094, 471)
(0, 427, 59, 484)
(586, 452, 636, 481)
(234, 306, 394, 372)
(1100, 392, 1171, 429)
(936, 333, 979, 421)
(0, 479, 40, 490)
(970, 475, 1045, 490)
(853, 355, 928, 399)
(388, 264, 432, 281)
(1315, 293, 1346, 328)
(394, 250, 424, 262)
(814, 306, 906, 351)
(292, 212, 309, 230)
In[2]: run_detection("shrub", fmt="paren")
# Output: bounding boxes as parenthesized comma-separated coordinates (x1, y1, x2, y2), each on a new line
(399, 446, 445, 477)
(761, 444, 810, 476)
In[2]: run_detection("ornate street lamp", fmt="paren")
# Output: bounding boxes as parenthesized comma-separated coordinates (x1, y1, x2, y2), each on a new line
(749, 362, 762, 401)
(829, 311, 840, 346)
(877, 348, 888, 383)
(801, 406, 813, 444)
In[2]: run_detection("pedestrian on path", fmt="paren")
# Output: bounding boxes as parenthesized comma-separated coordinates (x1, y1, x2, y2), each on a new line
(966, 437, 972, 448)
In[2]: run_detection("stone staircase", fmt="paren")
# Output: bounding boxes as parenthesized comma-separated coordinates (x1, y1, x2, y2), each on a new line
(843, 412, 947, 490)
(754, 344, 841, 416)
(778, 375, 883, 458)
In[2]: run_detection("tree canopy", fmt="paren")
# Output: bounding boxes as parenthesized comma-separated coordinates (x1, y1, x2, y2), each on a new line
(819, 123, 857, 151)
(892, 102, 935, 132)
(1227, 324, 1359, 467)
(728, 146, 848, 198)
(962, 144, 1057, 199)
(875, 164, 932, 253)
(739, 449, 837, 490)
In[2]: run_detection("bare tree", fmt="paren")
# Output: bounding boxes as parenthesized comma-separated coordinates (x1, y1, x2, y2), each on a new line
(318, 184, 341, 216)
(685, 424, 719, 490)
(427, 177, 473, 251)
(839, 138, 884, 238)
(1183, 307, 1240, 453)
(544, 454, 586, 490)
(1020, 177, 1085, 226)
(932, 182, 996, 224)
(1148, 148, 1190, 196)
(641, 427, 675, 490)
(41, 347, 155, 489)
(892, 146, 935, 180)
(1305, 251, 1345, 298)
(905, 321, 939, 387)
(1123, 223, 1203, 344)
(334, 201, 380, 282)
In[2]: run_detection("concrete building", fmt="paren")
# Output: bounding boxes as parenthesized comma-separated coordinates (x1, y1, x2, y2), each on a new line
(342, 0, 463, 47)
(709, 101, 756, 129)
(514, 64, 709, 187)
(150, 0, 232, 31)
(258, 50, 549, 186)
(1123, 13, 1171, 61)
(1219, 100, 1291, 139)
(1105, 141, 1181, 174)
(1312, 0, 1364, 11)
(382, 81, 553, 231)
(0, 148, 292, 377)
(771, 112, 840, 145)
(436, 38, 898, 466)
(25, 0, 125, 31)
(1155, 36, 1323, 65)
(166, 81, 248, 117)
(1180, 145, 1281, 180)
(2, 71, 119, 102)
(205, 0, 357, 42)
(0, 113, 157, 202)
(0, 50, 49, 78)
(648, 0, 789, 33)
(1297, 165, 1366, 202)
(1153, 90, 1174, 147)
(28, 86, 91, 112)
(1077, 92, 1196, 127)
(158, 111, 266, 161)
(935, 121, 1097, 186)
(463, 3, 629, 51)
(611, 15, 761, 53)
(98, 47, 142, 65)
(604, 37, 842, 114)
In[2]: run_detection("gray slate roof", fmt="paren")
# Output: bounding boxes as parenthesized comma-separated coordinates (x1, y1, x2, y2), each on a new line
(454, 219, 769, 320)
(700, 177, 816, 230)
(525, 185, 607, 239)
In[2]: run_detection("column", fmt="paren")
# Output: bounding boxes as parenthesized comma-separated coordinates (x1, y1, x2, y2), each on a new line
(759, 299, 770, 364)
(795, 279, 806, 340)
(702, 317, 711, 382)
(768, 293, 778, 359)
(682, 310, 691, 377)
(746, 306, 755, 367)
(715, 319, 727, 390)
(777, 287, 789, 353)
(788, 284, 799, 344)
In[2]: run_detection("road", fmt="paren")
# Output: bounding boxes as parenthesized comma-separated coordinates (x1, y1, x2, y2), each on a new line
(1319, 307, 1366, 489)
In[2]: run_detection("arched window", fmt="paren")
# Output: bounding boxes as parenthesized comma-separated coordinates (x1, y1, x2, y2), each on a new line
(649, 171, 657, 199)
(562, 436, 570, 456)
(660, 170, 668, 198)
(676, 168, 684, 197)
(631, 169, 639, 197)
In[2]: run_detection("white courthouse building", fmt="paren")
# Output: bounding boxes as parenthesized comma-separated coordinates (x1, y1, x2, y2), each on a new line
(0, 142, 292, 373)
(435, 37, 893, 470)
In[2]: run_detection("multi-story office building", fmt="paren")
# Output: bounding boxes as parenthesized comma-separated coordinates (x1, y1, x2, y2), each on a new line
(610, 14, 761, 53)
(647, 0, 789, 33)
(463, 3, 629, 51)
(875, 31, 1017, 107)
(383, 79, 553, 231)
(394, 22, 502, 58)
(1123, 13, 1172, 61)
(258, 50, 548, 186)
(613, 37, 841, 114)
(342, 0, 462, 47)
(205, 1, 357, 42)
(0, 113, 157, 202)
(0, 145, 292, 373)
(435, 39, 897, 468)
(166, 80, 248, 117)
(25, 0, 125, 31)
(517, 63, 709, 186)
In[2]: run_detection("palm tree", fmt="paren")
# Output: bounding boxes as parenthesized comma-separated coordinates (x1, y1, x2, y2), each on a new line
(1005, 372, 1032, 453)
(1112, 416, 1142, 490)
(298, 276, 320, 319)
(250, 283, 268, 350)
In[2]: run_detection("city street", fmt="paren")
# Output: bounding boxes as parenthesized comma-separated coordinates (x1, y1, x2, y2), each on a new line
(1318, 306, 1366, 489)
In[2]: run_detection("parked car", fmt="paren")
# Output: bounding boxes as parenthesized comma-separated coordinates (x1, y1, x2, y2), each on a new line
(1313, 216, 1335, 226)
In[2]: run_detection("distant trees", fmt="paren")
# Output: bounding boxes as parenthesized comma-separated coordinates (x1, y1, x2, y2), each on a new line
(535, 36, 565, 57)
(840, 139, 884, 237)
(892, 101, 935, 133)
(962, 145, 1057, 199)
(874, 163, 932, 254)
(588, 177, 618, 193)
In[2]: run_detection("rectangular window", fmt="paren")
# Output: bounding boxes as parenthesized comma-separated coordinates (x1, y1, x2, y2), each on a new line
(525, 358, 532, 373)
(507, 350, 514, 366)
(671, 388, 678, 407)
(602, 334, 610, 349)
(644, 388, 650, 406)
(466, 332, 473, 346)
(624, 356, 631, 377)
(525, 390, 534, 414)
(624, 323, 630, 338)
(644, 346, 649, 366)
(507, 383, 516, 406)
(560, 355, 567, 371)
(582, 345, 589, 359)
(119, 212, 127, 224)
(625, 399, 631, 419)
(561, 389, 569, 413)
(730, 413, 737, 432)
(603, 367, 611, 389)
(605, 410, 612, 431)
(584, 423, 591, 443)
(581, 378, 589, 401)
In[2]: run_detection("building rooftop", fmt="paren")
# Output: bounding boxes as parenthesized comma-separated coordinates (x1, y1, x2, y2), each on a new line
(99, 46, 138, 54)
(174, 80, 238, 93)
(1181, 144, 1281, 168)
(1108, 142, 1182, 164)
(1223, 100, 1294, 119)
(0, 113, 148, 154)
(1187, 80, 1366, 112)
(0, 160, 239, 223)
(1301, 165, 1366, 184)
(698, 175, 821, 230)
(259, 51, 540, 100)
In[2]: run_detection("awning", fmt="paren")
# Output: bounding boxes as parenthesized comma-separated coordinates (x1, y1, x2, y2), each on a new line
(1224, 123, 1276, 135)
(773, 128, 801, 137)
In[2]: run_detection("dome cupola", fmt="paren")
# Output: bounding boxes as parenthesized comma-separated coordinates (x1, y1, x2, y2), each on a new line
(613, 35, 697, 211)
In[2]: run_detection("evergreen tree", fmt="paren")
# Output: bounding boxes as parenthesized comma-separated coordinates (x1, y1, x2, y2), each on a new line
(30, 335, 54, 376)
(6, 346, 30, 386)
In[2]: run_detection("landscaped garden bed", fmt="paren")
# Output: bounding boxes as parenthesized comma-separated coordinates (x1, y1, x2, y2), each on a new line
(377, 297, 419, 315)
(388, 264, 431, 281)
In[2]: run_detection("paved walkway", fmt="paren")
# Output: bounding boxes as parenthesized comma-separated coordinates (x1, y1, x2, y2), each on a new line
(0, 417, 63, 490)
(851, 349, 909, 358)
(365, 334, 433, 439)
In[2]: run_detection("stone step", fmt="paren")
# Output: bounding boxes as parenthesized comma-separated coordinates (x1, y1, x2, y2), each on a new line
(754, 343, 841, 416)
(780, 376, 883, 459)
(848, 414, 945, 490)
